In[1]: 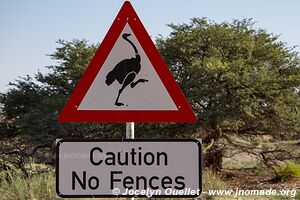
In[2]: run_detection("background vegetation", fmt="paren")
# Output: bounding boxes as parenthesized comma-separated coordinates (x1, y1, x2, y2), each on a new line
(0, 18, 299, 199)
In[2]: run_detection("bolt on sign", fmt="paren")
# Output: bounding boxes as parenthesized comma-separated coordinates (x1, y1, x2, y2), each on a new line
(56, 139, 202, 198)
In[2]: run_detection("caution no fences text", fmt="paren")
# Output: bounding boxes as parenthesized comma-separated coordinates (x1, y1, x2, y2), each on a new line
(77, 147, 184, 190)
(56, 140, 201, 198)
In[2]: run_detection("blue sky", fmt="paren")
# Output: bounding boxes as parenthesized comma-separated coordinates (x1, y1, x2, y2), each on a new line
(1, 0, 299, 92)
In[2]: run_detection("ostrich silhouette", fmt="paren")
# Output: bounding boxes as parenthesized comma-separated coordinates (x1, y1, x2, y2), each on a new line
(105, 33, 148, 106)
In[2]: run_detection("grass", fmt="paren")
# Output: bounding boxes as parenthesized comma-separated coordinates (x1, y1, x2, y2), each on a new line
(274, 162, 300, 182)
(0, 168, 227, 200)
(203, 169, 228, 191)
(0, 171, 55, 200)
(0, 168, 298, 200)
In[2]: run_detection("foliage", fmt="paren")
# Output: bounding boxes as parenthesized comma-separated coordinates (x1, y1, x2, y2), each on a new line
(36, 39, 98, 95)
(0, 40, 124, 142)
(274, 162, 300, 182)
(203, 169, 228, 190)
(0, 168, 225, 200)
(0, 40, 125, 172)
(0, 18, 300, 170)
(0, 170, 55, 200)
(156, 18, 300, 157)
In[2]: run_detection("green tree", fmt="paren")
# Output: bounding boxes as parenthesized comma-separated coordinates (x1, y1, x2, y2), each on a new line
(156, 18, 300, 164)
(0, 40, 123, 171)
(0, 19, 299, 171)
(36, 39, 98, 95)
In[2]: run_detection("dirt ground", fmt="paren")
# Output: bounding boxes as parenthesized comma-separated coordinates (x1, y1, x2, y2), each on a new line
(221, 168, 300, 191)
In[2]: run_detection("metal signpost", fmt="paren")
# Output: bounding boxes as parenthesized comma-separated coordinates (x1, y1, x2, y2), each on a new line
(126, 122, 135, 140)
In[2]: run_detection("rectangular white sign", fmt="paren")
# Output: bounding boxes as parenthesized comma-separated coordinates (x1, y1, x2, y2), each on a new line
(56, 139, 202, 198)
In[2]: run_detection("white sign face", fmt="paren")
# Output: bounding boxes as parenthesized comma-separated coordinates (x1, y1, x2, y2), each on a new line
(56, 139, 202, 198)
(77, 24, 178, 111)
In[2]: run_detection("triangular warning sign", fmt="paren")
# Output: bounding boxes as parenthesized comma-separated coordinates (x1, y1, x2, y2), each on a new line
(59, 1, 196, 123)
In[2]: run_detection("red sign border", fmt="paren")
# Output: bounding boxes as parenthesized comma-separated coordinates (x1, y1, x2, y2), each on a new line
(58, 1, 196, 123)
